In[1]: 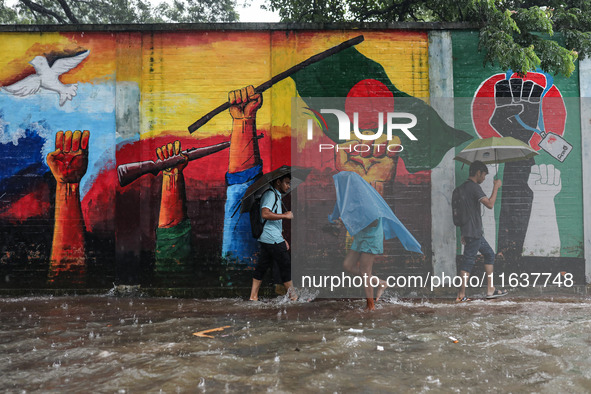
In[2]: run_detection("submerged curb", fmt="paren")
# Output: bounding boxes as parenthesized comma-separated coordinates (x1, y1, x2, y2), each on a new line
(1, 285, 591, 299)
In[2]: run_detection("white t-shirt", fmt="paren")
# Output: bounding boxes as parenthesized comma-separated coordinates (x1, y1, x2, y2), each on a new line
(258, 188, 284, 244)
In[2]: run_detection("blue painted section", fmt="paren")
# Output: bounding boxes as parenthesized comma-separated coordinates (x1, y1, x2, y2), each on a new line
(222, 164, 262, 266)
(0, 123, 47, 182)
(0, 83, 116, 198)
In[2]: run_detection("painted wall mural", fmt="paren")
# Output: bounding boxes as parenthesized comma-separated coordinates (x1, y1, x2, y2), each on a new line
(473, 71, 570, 257)
(0, 33, 116, 288)
(288, 37, 472, 287)
(453, 31, 584, 279)
(0, 29, 586, 289)
(3, 50, 90, 106)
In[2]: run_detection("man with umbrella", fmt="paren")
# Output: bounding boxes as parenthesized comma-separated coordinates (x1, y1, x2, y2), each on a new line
(247, 170, 297, 301)
(456, 160, 508, 301)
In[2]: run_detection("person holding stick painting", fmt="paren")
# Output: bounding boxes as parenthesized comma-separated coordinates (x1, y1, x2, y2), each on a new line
(222, 85, 265, 265)
(152, 85, 263, 275)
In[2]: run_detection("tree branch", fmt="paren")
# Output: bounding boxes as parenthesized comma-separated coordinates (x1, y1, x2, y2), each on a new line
(56, 0, 80, 23)
(19, 0, 67, 23)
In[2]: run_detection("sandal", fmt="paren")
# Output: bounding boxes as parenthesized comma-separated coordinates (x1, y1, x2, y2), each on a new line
(486, 288, 508, 299)
(455, 296, 472, 303)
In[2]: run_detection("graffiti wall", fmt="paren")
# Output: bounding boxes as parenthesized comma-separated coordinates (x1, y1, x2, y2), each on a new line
(452, 31, 585, 280)
(0, 27, 586, 290)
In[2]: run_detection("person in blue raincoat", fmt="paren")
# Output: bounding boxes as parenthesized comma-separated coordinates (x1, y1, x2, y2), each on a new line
(329, 171, 422, 310)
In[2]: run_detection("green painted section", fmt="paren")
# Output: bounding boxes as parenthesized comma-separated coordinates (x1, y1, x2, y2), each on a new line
(451, 31, 583, 258)
(290, 47, 471, 172)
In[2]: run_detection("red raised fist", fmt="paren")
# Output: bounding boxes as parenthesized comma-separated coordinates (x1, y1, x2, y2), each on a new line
(47, 130, 90, 184)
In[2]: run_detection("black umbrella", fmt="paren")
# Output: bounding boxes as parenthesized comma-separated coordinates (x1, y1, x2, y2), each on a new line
(239, 165, 311, 214)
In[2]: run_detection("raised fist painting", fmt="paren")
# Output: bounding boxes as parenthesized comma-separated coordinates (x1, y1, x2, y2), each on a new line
(490, 78, 545, 144)
(47, 130, 90, 184)
(47, 130, 90, 285)
(471, 72, 569, 258)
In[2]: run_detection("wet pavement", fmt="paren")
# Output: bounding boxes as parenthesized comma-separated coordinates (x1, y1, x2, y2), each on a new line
(2, 291, 591, 392)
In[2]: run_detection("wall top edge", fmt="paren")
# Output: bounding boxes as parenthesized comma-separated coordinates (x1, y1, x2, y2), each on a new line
(0, 21, 482, 32)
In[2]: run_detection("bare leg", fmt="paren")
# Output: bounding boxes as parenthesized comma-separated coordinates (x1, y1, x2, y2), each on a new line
(484, 264, 494, 296)
(352, 253, 386, 301)
(456, 270, 470, 300)
(250, 278, 262, 301)
(343, 250, 362, 275)
(344, 251, 385, 308)
(359, 253, 377, 310)
(375, 278, 387, 302)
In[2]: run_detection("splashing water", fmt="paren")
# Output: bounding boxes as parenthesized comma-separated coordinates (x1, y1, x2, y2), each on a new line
(1, 295, 591, 391)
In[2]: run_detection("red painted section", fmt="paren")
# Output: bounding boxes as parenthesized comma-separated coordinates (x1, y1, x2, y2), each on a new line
(0, 182, 51, 223)
(472, 72, 566, 150)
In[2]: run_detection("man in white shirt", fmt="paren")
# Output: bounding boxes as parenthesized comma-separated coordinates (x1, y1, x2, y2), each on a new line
(249, 174, 297, 301)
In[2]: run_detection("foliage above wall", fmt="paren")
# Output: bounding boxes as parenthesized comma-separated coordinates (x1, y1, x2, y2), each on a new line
(264, 0, 591, 77)
(0, 0, 239, 24)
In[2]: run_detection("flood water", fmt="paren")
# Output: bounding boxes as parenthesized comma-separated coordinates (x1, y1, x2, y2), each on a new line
(2, 292, 591, 393)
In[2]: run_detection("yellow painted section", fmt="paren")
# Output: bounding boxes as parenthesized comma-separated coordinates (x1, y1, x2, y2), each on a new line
(0, 32, 116, 85)
(139, 31, 272, 139)
(115, 33, 142, 84)
(0, 30, 429, 141)
(136, 30, 428, 139)
(0, 33, 72, 83)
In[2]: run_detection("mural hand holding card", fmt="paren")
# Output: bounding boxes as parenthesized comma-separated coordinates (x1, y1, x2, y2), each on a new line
(473, 71, 569, 258)
(491, 77, 538, 257)
(47, 129, 89, 284)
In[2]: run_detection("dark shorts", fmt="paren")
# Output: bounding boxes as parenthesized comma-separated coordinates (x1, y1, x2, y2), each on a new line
(254, 241, 291, 283)
(459, 236, 495, 273)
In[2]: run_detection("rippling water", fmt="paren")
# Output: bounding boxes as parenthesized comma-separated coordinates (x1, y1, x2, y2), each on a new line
(2, 292, 591, 392)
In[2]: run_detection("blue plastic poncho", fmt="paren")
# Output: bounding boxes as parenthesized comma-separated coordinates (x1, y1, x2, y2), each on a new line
(328, 171, 422, 254)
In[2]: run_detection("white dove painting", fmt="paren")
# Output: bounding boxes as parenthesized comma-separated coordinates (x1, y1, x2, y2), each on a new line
(2, 50, 90, 106)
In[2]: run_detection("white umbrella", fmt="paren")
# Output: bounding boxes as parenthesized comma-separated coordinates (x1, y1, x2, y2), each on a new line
(454, 136, 538, 165)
